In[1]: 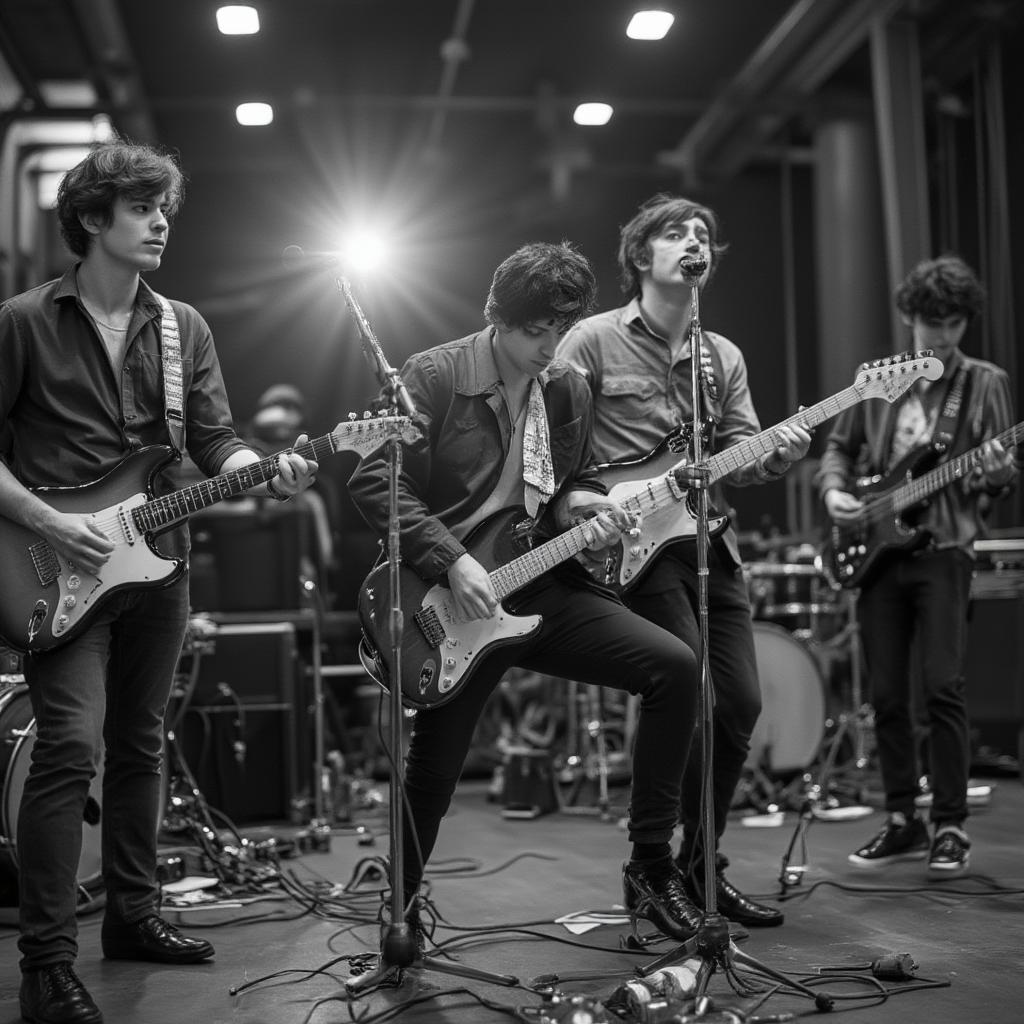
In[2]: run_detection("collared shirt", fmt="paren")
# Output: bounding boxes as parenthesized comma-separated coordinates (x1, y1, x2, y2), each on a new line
(815, 348, 1018, 553)
(348, 327, 604, 580)
(557, 298, 779, 563)
(0, 266, 249, 558)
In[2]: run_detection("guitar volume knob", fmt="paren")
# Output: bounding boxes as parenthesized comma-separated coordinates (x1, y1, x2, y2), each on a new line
(63, 596, 76, 609)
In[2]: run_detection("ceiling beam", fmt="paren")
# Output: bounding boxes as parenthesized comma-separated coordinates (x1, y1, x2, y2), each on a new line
(660, 0, 909, 186)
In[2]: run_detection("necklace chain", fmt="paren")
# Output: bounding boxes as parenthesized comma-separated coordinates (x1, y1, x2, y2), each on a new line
(82, 300, 130, 332)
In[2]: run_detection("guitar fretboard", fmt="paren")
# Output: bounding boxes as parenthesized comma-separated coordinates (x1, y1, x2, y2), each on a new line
(489, 519, 597, 600)
(132, 434, 338, 533)
(886, 421, 1024, 514)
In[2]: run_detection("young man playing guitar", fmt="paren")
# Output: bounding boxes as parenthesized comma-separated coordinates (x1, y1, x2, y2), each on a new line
(816, 254, 1017, 876)
(0, 140, 317, 1024)
(557, 194, 812, 929)
(349, 242, 705, 949)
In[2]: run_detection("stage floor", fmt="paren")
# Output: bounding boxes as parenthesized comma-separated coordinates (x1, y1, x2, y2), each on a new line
(2, 772, 1022, 1024)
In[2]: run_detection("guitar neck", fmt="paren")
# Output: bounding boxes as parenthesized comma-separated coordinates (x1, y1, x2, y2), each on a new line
(704, 384, 863, 484)
(133, 433, 338, 532)
(489, 519, 596, 601)
(884, 421, 1024, 513)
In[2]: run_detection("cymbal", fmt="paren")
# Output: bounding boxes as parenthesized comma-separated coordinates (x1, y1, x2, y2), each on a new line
(745, 561, 823, 578)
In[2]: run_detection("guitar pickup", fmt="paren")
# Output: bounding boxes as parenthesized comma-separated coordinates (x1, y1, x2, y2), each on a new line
(413, 606, 447, 648)
(29, 541, 61, 587)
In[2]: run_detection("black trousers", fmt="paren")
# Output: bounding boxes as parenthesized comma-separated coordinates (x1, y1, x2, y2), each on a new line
(399, 570, 697, 901)
(857, 547, 973, 824)
(625, 539, 762, 864)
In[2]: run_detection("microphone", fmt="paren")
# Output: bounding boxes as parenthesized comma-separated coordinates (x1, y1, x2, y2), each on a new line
(282, 244, 345, 268)
(679, 254, 709, 279)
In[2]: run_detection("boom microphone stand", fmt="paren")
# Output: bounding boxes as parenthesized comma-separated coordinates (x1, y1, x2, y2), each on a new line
(636, 256, 833, 1013)
(334, 274, 517, 994)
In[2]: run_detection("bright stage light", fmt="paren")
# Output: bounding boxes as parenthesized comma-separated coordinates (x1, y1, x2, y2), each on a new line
(236, 102, 273, 126)
(574, 102, 613, 126)
(337, 229, 390, 274)
(217, 6, 260, 35)
(627, 10, 675, 40)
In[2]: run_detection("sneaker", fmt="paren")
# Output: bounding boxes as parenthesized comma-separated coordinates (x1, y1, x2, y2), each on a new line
(848, 814, 929, 868)
(928, 826, 971, 876)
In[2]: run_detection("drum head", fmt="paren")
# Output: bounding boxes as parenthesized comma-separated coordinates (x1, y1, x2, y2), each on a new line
(0, 685, 103, 899)
(747, 623, 826, 774)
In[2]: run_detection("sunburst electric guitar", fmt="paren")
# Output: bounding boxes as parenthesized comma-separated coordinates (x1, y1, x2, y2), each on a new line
(822, 419, 1024, 589)
(0, 414, 418, 653)
(596, 350, 943, 592)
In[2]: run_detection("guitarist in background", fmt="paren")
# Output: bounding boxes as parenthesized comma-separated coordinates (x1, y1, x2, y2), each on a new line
(557, 194, 811, 929)
(816, 254, 1017, 877)
(349, 242, 705, 948)
(0, 140, 316, 1024)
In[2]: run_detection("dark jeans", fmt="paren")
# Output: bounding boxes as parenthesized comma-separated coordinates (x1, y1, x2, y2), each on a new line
(399, 571, 697, 901)
(18, 577, 190, 969)
(625, 539, 761, 861)
(857, 547, 973, 825)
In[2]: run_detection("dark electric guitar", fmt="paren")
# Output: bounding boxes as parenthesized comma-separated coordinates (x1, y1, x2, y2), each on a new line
(823, 420, 1024, 589)
(358, 506, 615, 710)
(596, 351, 943, 592)
(0, 414, 417, 653)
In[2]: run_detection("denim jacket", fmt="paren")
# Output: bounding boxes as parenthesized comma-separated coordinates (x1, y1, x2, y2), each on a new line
(348, 328, 605, 580)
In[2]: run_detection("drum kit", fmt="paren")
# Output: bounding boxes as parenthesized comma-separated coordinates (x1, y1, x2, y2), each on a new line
(740, 536, 873, 816)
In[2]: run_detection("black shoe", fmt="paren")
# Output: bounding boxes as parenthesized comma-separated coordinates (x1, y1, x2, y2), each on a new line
(928, 826, 971, 877)
(379, 896, 428, 964)
(101, 914, 214, 964)
(848, 815, 929, 868)
(622, 858, 703, 941)
(20, 963, 103, 1024)
(681, 866, 784, 928)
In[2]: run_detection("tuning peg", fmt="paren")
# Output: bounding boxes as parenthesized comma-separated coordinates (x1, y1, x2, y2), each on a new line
(348, 412, 357, 421)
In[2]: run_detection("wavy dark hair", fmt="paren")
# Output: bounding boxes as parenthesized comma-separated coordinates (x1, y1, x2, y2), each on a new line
(895, 254, 985, 323)
(56, 139, 186, 257)
(617, 193, 728, 300)
(484, 241, 597, 332)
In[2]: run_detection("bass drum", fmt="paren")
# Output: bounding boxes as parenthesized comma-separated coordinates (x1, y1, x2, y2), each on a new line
(0, 684, 104, 908)
(746, 623, 826, 774)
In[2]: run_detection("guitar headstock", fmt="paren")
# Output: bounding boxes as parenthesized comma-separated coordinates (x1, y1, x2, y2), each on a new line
(854, 350, 944, 404)
(331, 413, 420, 457)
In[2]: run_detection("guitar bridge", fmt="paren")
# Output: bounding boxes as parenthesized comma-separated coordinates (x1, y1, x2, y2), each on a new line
(413, 606, 447, 648)
(29, 541, 61, 586)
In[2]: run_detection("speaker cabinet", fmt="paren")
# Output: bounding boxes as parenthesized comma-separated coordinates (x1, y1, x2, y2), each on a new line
(188, 502, 320, 613)
(176, 623, 303, 823)
(965, 584, 1024, 773)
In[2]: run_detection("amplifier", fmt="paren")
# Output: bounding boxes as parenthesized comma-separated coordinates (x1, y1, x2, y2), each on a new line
(174, 622, 303, 823)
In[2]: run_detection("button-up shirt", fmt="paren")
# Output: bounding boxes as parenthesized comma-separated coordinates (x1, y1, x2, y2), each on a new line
(348, 327, 604, 581)
(0, 266, 249, 558)
(557, 298, 778, 562)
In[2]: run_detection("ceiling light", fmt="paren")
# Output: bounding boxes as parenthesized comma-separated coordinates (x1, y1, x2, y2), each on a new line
(236, 102, 273, 126)
(574, 103, 613, 126)
(217, 6, 260, 35)
(626, 10, 675, 40)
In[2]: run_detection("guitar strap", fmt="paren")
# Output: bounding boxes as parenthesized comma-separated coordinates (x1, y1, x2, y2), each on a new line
(155, 294, 186, 454)
(931, 364, 971, 457)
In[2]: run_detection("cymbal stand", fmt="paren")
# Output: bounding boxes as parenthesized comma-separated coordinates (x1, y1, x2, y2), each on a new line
(640, 257, 834, 1014)
(334, 275, 518, 994)
(560, 682, 614, 820)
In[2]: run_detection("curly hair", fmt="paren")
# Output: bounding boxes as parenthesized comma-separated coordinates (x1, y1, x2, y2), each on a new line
(617, 193, 728, 299)
(483, 241, 597, 331)
(895, 254, 985, 323)
(56, 140, 186, 257)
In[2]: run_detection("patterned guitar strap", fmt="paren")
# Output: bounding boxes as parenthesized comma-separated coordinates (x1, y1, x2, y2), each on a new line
(522, 372, 555, 518)
(155, 294, 186, 455)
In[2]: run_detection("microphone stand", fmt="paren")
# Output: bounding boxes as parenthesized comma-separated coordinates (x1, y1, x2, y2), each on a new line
(335, 275, 518, 994)
(633, 259, 833, 1013)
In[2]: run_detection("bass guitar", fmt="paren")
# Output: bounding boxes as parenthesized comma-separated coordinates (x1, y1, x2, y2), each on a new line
(0, 414, 417, 653)
(358, 506, 616, 710)
(823, 419, 1024, 589)
(597, 350, 942, 592)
